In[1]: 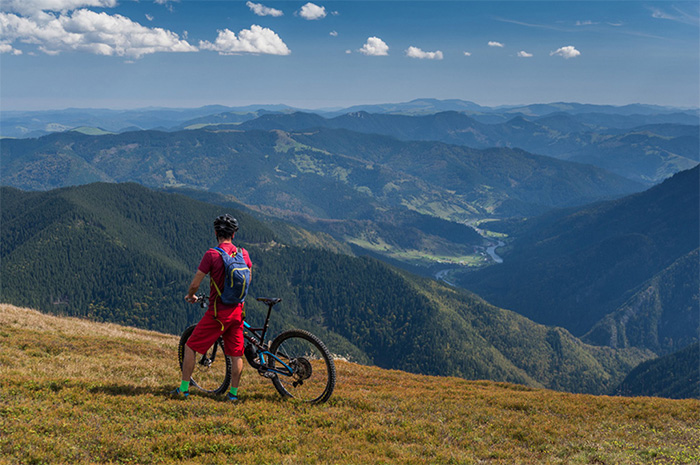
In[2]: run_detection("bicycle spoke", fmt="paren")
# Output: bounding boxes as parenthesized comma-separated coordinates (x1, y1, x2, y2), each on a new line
(269, 330, 335, 403)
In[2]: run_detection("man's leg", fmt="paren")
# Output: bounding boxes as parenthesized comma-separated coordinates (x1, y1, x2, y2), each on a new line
(182, 345, 196, 382)
(227, 356, 243, 401)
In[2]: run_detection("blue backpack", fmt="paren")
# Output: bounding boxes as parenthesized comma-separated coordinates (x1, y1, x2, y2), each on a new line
(211, 246, 251, 305)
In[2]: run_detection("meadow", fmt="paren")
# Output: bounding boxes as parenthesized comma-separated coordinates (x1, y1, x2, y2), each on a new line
(1, 303, 697, 465)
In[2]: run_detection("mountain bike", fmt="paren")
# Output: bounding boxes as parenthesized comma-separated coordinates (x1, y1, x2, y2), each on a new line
(178, 296, 336, 404)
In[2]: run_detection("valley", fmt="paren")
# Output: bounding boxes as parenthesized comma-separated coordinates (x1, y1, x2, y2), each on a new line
(1, 99, 698, 400)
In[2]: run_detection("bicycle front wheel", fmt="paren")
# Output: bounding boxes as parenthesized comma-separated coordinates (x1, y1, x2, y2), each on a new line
(178, 325, 232, 395)
(268, 329, 336, 404)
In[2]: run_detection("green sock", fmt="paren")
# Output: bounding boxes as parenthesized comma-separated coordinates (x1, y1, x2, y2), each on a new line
(229, 387, 238, 397)
(180, 380, 190, 392)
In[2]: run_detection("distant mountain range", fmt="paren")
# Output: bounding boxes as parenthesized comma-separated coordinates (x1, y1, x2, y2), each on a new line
(4, 99, 696, 184)
(457, 166, 699, 355)
(226, 111, 698, 184)
(1, 126, 645, 272)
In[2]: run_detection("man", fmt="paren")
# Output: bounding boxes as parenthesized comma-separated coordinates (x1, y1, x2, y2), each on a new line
(172, 214, 252, 401)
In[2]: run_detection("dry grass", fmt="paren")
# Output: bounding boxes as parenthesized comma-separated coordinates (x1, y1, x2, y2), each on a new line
(1, 304, 698, 465)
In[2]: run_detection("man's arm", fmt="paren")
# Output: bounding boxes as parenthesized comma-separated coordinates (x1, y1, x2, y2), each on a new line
(185, 270, 207, 303)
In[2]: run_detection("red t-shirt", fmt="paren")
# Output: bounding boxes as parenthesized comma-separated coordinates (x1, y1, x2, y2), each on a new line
(198, 242, 252, 311)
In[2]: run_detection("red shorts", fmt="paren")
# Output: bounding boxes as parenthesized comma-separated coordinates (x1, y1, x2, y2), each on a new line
(186, 307, 245, 357)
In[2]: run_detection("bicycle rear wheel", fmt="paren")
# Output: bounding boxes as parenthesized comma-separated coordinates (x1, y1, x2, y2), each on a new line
(268, 329, 336, 404)
(178, 325, 232, 395)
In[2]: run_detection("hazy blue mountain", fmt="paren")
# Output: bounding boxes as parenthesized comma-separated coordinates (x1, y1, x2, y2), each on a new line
(0, 104, 299, 138)
(324, 98, 489, 116)
(234, 111, 698, 183)
(614, 343, 699, 399)
(456, 166, 699, 348)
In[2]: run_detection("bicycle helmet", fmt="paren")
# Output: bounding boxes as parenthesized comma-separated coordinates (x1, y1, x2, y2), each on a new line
(213, 214, 239, 236)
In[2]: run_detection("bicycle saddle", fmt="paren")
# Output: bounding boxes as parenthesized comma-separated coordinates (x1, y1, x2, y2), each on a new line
(256, 297, 282, 306)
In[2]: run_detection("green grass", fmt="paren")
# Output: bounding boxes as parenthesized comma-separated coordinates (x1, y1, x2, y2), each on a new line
(1, 304, 698, 465)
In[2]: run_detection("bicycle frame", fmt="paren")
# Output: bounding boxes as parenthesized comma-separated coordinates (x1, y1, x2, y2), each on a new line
(243, 300, 295, 377)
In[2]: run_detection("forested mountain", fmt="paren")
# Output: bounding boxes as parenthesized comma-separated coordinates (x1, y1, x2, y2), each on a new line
(232, 111, 698, 183)
(614, 343, 699, 399)
(1, 126, 642, 271)
(0, 183, 652, 394)
(584, 249, 699, 355)
(456, 167, 699, 353)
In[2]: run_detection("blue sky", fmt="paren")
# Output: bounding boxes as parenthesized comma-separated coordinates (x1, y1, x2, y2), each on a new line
(1, 1, 698, 110)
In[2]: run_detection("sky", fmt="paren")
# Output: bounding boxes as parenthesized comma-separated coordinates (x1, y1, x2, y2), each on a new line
(0, 0, 698, 111)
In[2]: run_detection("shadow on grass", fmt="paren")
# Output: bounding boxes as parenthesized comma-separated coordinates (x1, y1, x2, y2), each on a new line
(88, 384, 170, 397)
(89, 383, 287, 404)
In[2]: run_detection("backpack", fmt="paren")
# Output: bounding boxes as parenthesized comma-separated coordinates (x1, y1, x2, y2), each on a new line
(211, 246, 251, 305)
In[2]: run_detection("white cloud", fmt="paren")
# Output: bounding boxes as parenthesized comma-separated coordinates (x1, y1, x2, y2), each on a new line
(246, 1, 283, 17)
(0, 9, 197, 58)
(359, 36, 388, 56)
(517, 50, 533, 58)
(199, 25, 290, 55)
(405, 46, 443, 60)
(550, 45, 580, 59)
(0, 0, 117, 15)
(650, 6, 700, 26)
(488, 41, 504, 47)
(329, 30, 337, 37)
(145, 13, 153, 21)
(299, 2, 326, 20)
(345, 49, 351, 54)
(0, 42, 22, 54)
(463, 51, 471, 56)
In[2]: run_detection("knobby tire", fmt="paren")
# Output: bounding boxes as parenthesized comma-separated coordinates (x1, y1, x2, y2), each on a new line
(268, 329, 336, 404)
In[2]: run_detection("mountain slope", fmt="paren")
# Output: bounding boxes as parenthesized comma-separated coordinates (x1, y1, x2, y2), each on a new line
(457, 166, 699, 348)
(584, 249, 699, 354)
(3, 303, 698, 465)
(614, 343, 700, 399)
(1, 183, 650, 394)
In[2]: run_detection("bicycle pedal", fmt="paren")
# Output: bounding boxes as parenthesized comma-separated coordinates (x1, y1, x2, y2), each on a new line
(262, 371, 278, 380)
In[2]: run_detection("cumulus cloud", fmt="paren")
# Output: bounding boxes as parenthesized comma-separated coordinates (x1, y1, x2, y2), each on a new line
(517, 50, 533, 58)
(463, 51, 471, 56)
(246, 1, 283, 17)
(299, 2, 326, 20)
(145, 13, 153, 21)
(405, 46, 443, 60)
(0, 9, 197, 58)
(0, 42, 22, 54)
(359, 36, 388, 56)
(329, 30, 337, 37)
(199, 25, 290, 55)
(488, 41, 504, 47)
(550, 45, 580, 59)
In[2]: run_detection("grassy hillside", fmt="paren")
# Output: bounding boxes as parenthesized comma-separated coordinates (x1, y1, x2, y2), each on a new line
(1, 183, 651, 394)
(1, 304, 698, 465)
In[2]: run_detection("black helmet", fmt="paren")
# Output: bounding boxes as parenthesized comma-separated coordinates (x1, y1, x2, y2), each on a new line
(214, 214, 238, 236)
